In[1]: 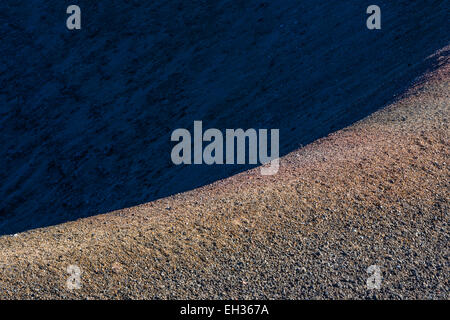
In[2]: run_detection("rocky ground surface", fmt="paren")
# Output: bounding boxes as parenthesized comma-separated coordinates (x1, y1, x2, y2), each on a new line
(0, 50, 449, 299)
(2, 1, 448, 235)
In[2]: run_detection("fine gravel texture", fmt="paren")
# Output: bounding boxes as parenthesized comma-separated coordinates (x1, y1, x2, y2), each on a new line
(0, 49, 448, 299)
(2, 1, 449, 235)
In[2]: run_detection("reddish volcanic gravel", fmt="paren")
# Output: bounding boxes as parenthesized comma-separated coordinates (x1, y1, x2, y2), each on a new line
(0, 50, 448, 299)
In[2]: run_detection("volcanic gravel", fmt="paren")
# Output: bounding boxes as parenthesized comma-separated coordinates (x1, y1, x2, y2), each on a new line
(0, 51, 448, 300)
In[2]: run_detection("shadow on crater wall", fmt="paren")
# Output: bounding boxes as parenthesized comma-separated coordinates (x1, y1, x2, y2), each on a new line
(0, 0, 448, 235)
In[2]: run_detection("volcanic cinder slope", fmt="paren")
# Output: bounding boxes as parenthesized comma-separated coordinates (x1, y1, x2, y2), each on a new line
(1, 1, 448, 235)
(0, 48, 448, 299)
(0, 1, 449, 299)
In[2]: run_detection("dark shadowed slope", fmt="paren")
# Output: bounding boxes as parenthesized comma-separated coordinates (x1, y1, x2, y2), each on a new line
(0, 1, 449, 234)
(0, 53, 448, 299)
